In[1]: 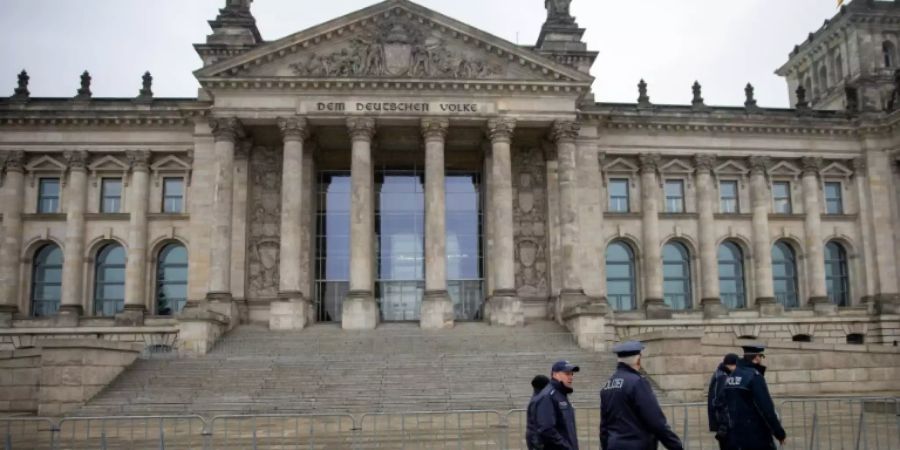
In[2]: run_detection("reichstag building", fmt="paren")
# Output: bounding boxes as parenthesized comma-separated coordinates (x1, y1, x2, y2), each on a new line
(0, 0, 898, 350)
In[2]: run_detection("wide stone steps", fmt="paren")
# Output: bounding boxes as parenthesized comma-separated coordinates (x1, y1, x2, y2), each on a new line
(74, 321, 619, 417)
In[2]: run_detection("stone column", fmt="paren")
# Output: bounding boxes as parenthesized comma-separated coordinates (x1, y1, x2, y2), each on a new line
(852, 157, 876, 309)
(748, 156, 779, 315)
(639, 154, 670, 318)
(801, 157, 832, 314)
(120, 150, 151, 325)
(694, 155, 725, 317)
(343, 117, 378, 330)
(420, 118, 454, 329)
(0, 151, 25, 326)
(206, 118, 244, 306)
(270, 117, 312, 330)
(551, 121, 590, 315)
(863, 146, 900, 313)
(59, 150, 89, 323)
(486, 118, 524, 327)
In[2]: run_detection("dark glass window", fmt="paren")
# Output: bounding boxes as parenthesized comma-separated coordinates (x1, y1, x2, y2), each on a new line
(38, 178, 60, 213)
(824, 182, 843, 215)
(93, 243, 126, 316)
(719, 180, 739, 213)
(156, 243, 188, 315)
(825, 241, 849, 307)
(376, 171, 425, 322)
(314, 172, 351, 323)
(608, 179, 630, 213)
(772, 241, 799, 308)
(606, 241, 636, 311)
(446, 173, 483, 321)
(664, 180, 685, 213)
(163, 178, 184, 213)
(773, 182, 792, 214)
(663, 242, 691, 310)
(31, 244, 63, 317)
(718, 241, 746, 309)
(100, 178, 122, 213)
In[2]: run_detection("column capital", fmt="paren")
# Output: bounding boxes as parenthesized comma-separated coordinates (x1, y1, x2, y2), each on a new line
(421, 118, 449, 142)
(125, 150, 152, 172)
(638, 153, 661, 174)
(63, 150, 89, 171)
(209, 117, 245, 143)
(549, 120, 580, 144)
(347, 117, 376, 142)
(277, 116, 309, 142)
(800, 156, 823, 177)
(693, 154, 717, 174)
(0, 150, 25, 173)
(486, 117, 516, 143)
(747, 156, 771, 176)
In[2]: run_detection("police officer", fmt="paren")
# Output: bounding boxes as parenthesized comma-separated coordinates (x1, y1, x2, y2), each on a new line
(600, 341, 683, 450)
(722, 343, 786, 450)
(708, 353, 739, 450)
(526, 360, 580, 449)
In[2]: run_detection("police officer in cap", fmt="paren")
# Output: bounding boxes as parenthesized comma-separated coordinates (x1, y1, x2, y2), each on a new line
(527, 360, 580, 449)
(722, 343, 786, 450)
(600, 341, 683, 450)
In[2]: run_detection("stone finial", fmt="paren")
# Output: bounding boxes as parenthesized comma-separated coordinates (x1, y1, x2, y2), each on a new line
(795, 84, 809, 111)
(637, 79, 651, 107)
(747, 156, 771, 176)
(638, 153, 661, 174)
(277, 116, 309, 142)
(125, 150, 152, 171)
(76, 71, 92, 99)
(421, 118, 450, 141)
(744, 83, 758, 109)
(208, 117, 245, 142)
(0, 150, 25, 173)
(549, 120, 580, 143)
(845, 86, 859, 115)
(800, 157, 823, 177)
(346, 117, 376, 142)
(13, 70, 29, 99)
(544, 0, 575, 25)
(138, 71, 153, 99)
(693, 154, 717, 173)
(486, 117, 516, 142)
(63, 150, 89, 170)
(691, 81, 705, 108)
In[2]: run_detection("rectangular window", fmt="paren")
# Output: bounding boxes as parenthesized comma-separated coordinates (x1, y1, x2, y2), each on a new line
(100, 178, 122, 213)
(163, 178, 184, 213)
(37, 178, 60, 213)
(608, 178, 630, 212)
(664, 180, 684, 213)
(719, 180, 739, 213)
(773, 181, 792, 214)
(824, 182, 843, 215)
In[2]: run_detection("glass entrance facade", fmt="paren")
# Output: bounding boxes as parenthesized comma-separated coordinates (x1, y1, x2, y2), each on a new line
(445, 173, 483, 320)
(314, 172, 351, 322)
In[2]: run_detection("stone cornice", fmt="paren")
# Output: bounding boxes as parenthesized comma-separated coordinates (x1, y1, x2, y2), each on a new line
(197, 78, 590, 95)
(0, 100, 208, 128)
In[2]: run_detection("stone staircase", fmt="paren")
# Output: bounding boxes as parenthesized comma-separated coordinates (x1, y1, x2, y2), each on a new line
(74, 320, 620, 417)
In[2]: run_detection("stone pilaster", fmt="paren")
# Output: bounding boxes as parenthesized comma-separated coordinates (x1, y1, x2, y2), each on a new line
(270, 117, 312, 330)
(863, 146, 900, 314)
(801, 157, 833, 315)
(486, 118, 524, 327)
(59, 150, 89, 324)
(119, 150, 151, 325)
(748, 156, 780, 316)
(0, 151, 25, 325)
(694, 155, 726, 318)
(343, 117, 378, 330)
(639, 154, 670, 318)
(852, 157, 876, 311)
(420, 118, 454, 329)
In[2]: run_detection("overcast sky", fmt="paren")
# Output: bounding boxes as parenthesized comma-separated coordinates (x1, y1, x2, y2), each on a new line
(0, 0, 840, 107)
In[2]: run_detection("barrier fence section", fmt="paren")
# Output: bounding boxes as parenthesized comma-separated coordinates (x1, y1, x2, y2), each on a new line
(2, 397, 898, 449)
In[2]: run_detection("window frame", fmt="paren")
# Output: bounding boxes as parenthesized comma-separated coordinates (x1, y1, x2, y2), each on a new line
(162, 177, 185, 213)
(30, 244, 63, 317)
(824, 181, 844, 215)
(606, 241, 637, 312)
(717, 241, 746, 309)
(93, 243, 127, 317)
(824, 241, 850, 307)
(662, 241, 692, 310)
(99, 177, 123, 213)
(772, 181, 793, 214)
(156, 242, 189, 316)
(772, 241, 799, 308)
(37, 177, 61, 214)
(719, 180, 739, 214)
(664, 179, 685, 213)
(608, 178, 630, 213)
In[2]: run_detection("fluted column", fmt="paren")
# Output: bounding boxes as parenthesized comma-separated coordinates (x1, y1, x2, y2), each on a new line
(0, 151, 26, 324)
(639, 154, 669, 318)
(801, 157, 831, 313)
(695, 155, 725, 317)
(59, 150, 89, 321)
(343, 117, 378, 330)
(748, 156, 779, 315)
(486, 118, 523, 327)
(206, 118, 244, 302)
(121, 150, 151, 324)
(552, 121, 590, 315)
(420, 118, 454, 329)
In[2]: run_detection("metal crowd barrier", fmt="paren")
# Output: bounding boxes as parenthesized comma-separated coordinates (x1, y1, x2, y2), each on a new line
(2, 397, 897, 449)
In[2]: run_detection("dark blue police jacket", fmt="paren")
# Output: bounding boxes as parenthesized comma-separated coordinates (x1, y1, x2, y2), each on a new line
(707, 363, 731, 433)
(526, 379, 579, 450)
(600, 362, 684, 450)
(723, 360, 786, 450)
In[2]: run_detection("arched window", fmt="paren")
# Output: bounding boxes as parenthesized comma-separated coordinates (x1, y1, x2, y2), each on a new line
(31, 244, 63, 317)
(663, 242, 692, 310)
(718, 241, 746, 309)
(157, 243, 188, 315)
(606, 241, 636, 311)
(883, 41, 896, 68)
(825, 241, 849, 307)
(772, 241, 799, 308)
(93, 243, 126, 316)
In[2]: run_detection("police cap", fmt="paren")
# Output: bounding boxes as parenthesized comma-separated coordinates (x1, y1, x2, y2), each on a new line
(611, 340, 644, 357)
(741, 342, 766, 355)
(551, 360, 580, 373)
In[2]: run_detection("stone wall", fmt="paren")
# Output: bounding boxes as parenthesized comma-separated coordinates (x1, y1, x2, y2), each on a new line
(512, 146, 550, 308)
(0, 348, 40, 413)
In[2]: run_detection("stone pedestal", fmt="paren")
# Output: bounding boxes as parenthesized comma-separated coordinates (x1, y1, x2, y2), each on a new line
(0, 305, 15, 328)
(558, 289, 590, 318)
(269, 295, 313, 330)
(420, 291, 454, 330)
(488, 291, 524, 327)
(644, 298, 673, 319)
(700, 297, 727, 319)
(562, 302, 611, 351)
(874, 293, 900, 314)
(342, 291, 378, 330)
(177, 308, 229, 356)
(809, 296, 838, 316)
(114, 305, 146, 326)
(55, 305, 82, 327)
(756, 297, 784, 317)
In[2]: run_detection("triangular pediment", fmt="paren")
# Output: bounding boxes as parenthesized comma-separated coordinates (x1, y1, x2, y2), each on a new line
(820, 161, 853, 178)
(151, 155, 192, 172)
(195, 0, 592, 86)
(660, 159, 694, 174)
(768, 161, 801, 177)
(603, 157, 639, 173)
(25, 155, 66, 172)
(88, 155, 129, 172)
(714, 160, 748, 176)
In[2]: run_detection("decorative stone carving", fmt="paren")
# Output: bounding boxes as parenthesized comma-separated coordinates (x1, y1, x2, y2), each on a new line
(138, 71, 153, 99)
(691, 81, 705, 108)
(513, 146, 549, 299)
(209, 117, 245, 142)
(638, 153, 661, 174)
(744, 83, 758, 109)
(747, 156, 771, 175)
(549, 121, 580, 143)
(125, 150, 151, 172)
(487, 118, 516, 142)
(76, 71, 92, 99)
(247, 146, 282, 301)
(545, 0, 575, 25)
(277, 117, 309, 142)
(421, 118, 449, 141)
(0, 150, 25, 172)
(694, 154, 717, 174)
(795, 85, 809, 110)
(637, 79, 650, 107)
(13, 70, 29, 99)
(64, 150, 89, 170)
(347, 117, 376, 141)
(801, 157, 823, 177)
(289, 20, 502, 79)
